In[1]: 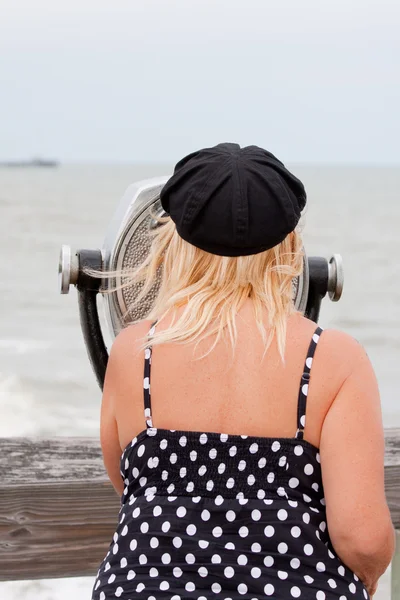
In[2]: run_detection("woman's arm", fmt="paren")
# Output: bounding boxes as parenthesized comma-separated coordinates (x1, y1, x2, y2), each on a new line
(320, 334, 395, 595)
(100, 334, 127, 497)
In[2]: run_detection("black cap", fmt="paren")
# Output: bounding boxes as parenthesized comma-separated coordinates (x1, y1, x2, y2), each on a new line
(160, 143, 306, 257)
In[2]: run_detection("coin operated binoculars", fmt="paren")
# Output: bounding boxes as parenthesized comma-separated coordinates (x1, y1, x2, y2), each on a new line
(59, 177, 344, 390)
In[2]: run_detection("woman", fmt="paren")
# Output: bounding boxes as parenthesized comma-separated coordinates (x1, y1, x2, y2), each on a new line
(92, 143, 394, 600)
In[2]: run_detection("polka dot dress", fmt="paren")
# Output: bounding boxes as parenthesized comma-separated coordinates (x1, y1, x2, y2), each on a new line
(92, 325, 369, 599)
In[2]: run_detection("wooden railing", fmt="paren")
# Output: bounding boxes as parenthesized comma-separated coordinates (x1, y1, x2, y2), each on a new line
(0, 431, 399, 595)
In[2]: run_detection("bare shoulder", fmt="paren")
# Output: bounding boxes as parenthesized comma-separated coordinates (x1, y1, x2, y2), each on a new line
(105, 320, 154, 387)
(312, 324, 372, 377)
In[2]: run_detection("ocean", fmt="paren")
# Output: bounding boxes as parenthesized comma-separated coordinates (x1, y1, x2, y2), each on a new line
(1, 164, 397, 598)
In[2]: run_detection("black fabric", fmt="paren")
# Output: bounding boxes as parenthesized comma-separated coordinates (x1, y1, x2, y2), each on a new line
(160, 143, 307, 257)
(92, 326, 370, 600)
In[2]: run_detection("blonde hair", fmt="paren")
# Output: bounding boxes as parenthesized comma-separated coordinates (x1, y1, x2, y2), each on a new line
(110, 216, 304, 360)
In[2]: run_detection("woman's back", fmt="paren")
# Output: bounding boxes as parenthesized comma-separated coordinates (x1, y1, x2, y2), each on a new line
(93, 307, 390, 600)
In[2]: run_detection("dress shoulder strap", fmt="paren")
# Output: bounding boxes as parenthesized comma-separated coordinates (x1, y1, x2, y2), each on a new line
(295, 326, 324, 440)
(143, 321, 157, 429)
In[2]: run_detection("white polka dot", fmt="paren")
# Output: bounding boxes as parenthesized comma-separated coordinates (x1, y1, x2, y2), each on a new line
(198, 566, 208, 577)
(303, 513, 310, 524)
(239, 526, 249, 537)
(264, 583, 275, 595)
(218, 463, 226, 474)
(247, 474, 255, 485)
(132, 467, 139, 479)
(108, 574, 116, 584)
(161, 521, 171, 532)
(220, 433, 228, 442)
(212, 526, 223, 537)
(212, 583, 222, 593)
(143, 376, 150, 389)
(198, 540, 209, 549)
(121, 525, 128, 536)
(137, 444, 145, 457)
(173, 567, 182, 577)
(112, 543, 119, 555)
(316, 562, 326, 572)
(229, 445, 237, 457)
(198, 465, 207, 476)
(225, 542, 235, 550)
(208, 448, 217, 459)
(176, 506, 186, 518)
(258, 457, 267, 468)
(170, 453, 177, 464)
(173, 536, 182, 548)
(264, 556, 274, 567)
(312, 483, 319, 492)
(251, 542, 261, 552)
(161, 553, 171, 564)
(100, 593, 105, 600)
(161, 470, 168, 481)
(179, 467, 187, 478)
(211, 555, 222, 564)
(224, 566, 235, 578)
(150, 537, 159, 548)
(279, 455, 287, 467)
(251, 567, 261, 578)
(206, 480, 214, 491)
(291, 587, 301, 598)
(132, 507, 140, 519)
(185, 553, 195, 564)
(199, 433, 208, 444)
(237, 555, 248, 565)
(153, 506, 162, 517)
(189, 450, 197, 461)
(238, 583, 247, 595)
(140, 522, 149, 533)
(316, 593, 326, 600)
(291, 526, 301, 538)
(291, 558, 300, 569)
(338, 566, 345, 576)
(226, 510, 236, 522)
(271, 441, 281, 452)
(104, 562, 111, 571)
(278, 542, 288, 554)
(288, 500, 298, 507)
(328, 548, 335, 558)
(267, 472, 275, 484)
(120, 557, 127, 568)
(304, 544, 314, 555)
(186, 482, 194, 492)
(149, 567, 158, 577)
(127, 570, 135, 580)
(257, 489, 266, 499)
(304, 463, 314, 475)
(136, 583, 145, 593)
(289, 477, 300, 488)
(186, 524, 196, 536)
(215, 495, 224, 505)
(319, 521, 326, 532)
(226, 477, 235, 488)
(167, 484, 175, 494)
(278, 509, 288, 520)
(278, 571, 288, 580)
(160, 581, 169, 590)
(300, 414, 306, 427)
(192, 496, 201, 503)
(294, 445, 304, 456)
(129, 539, 137, 551)
(328, 579, 337, 588)
(304, 575, 314, 584)
(179, 435, 187, 447)
(249, 443, 259, 453)
(201, 509, 211, 521)
(160, 439, 168, 450)
(185, 582, 195, 592)
(264, 525, 275, 537)
(363, 590, 368, 599)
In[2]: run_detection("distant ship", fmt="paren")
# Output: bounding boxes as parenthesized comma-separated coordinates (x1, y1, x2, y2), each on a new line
(0, 157, 59, 168)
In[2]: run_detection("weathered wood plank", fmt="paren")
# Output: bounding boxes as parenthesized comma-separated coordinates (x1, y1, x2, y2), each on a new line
(0, 431, 399, 582)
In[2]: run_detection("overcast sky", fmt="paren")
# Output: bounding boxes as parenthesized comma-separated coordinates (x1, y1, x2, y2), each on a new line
(1, 0, 399, 163)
